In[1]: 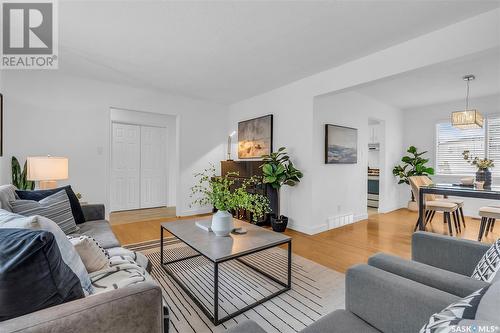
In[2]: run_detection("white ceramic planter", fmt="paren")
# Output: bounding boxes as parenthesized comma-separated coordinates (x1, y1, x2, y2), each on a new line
(211, 210, 234, 236)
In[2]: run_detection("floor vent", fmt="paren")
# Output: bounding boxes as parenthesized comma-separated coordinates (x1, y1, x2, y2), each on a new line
(328, 213, 354, 229)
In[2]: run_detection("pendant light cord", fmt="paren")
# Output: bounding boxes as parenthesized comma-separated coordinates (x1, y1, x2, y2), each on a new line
(466, 78, 470, 111)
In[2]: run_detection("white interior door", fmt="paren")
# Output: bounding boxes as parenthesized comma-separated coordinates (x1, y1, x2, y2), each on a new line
(111, 123, 141, 211)
(140, 125, 167, 209)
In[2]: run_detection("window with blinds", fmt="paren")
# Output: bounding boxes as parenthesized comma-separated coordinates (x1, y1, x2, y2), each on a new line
(487, 115, 500, 175)
(435, 122, 485, 175)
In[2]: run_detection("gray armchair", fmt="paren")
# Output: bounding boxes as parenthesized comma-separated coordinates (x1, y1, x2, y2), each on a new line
(229, 232, 491, 333)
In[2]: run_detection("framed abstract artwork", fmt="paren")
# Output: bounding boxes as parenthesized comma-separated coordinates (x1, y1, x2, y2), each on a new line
(238, 114, 273, 159)
(325, 124, 357, 164)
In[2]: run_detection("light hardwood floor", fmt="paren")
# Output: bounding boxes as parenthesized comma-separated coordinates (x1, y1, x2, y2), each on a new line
(111, 208, 499, 273)
(109, 207, 176, 225)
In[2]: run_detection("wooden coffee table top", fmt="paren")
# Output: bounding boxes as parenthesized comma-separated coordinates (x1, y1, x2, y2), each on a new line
(161, 217, 291, 262)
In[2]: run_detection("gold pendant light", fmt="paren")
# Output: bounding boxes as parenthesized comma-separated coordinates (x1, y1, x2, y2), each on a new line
(451, 75, 483, 129)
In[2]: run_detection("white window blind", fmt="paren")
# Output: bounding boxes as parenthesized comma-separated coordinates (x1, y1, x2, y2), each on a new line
(436, 122, 485, 175)
(487, 115, 500, 175)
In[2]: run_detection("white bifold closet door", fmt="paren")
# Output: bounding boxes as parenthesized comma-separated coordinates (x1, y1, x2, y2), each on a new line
(111, 123, 167, 212)
(140, 126, 167, 209)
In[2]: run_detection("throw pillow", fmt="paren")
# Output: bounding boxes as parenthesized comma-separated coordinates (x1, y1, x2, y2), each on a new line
(11, 190, 79, 234)
(16, 185, 86, 224)
(0, 228, 84, 321)
(68, 235, 110, 273)
(0, 209, 93, 295)
(471, 239, 500, 283)
(420, 285, 499, 333)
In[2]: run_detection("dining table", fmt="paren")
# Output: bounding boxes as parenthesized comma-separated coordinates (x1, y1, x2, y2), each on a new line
(417, 183, 500, 231)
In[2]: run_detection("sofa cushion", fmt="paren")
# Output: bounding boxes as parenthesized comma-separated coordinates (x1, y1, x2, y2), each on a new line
(420, 284, 499, 333)
(368, 253, 488, 297)
(0, 228, 84, 321)
(301, 310, 380, 333)
(16, 185, 86, 224)
(226, 320, 267, 333)
(471, 239, 500, 283)
(0, 210, 93, 295)
(74, 220, 120, 249)
(11, 190, 79, 234)
(68, 235, 110, 273)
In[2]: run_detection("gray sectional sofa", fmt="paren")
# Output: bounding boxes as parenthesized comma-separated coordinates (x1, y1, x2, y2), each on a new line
(0, 185, 164, 333)
(229, 232, 492, 333)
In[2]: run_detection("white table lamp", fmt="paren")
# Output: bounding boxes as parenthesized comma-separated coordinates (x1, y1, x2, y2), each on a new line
(27, 156, 69, 190)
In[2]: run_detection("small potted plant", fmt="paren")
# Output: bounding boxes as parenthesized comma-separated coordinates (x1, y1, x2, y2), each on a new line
(190, 165, 270, 236)
(261, 147, 303, 232)
(393, 146, 434, 211)
(462, 150, 494, 187)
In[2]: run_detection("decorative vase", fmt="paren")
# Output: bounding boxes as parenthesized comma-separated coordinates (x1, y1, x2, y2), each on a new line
(476, 169, 492, 188)
(271, 215, 288, 232)
(211, 210, 234, 236)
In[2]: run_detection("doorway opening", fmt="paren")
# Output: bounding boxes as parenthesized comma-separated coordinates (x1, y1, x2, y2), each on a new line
(368, 118, 382, 215)
(108, 108, 178, 224)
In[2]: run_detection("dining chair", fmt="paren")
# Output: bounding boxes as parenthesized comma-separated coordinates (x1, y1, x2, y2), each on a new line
(477, 206, 499, 241)
(419, 176, 466, 231)
(409, 176, 460, 235)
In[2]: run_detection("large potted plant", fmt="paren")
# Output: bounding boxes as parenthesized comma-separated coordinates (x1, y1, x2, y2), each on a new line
(11, 156, 35, 190)
(261, 147, 303, 232)
(462, 150, 494, 187)
(392, 146, 434, 211)
(190, 165, 270, 236)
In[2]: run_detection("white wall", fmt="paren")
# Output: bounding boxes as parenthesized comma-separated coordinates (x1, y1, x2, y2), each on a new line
(1, 71, 228, 216)
(313, 91, 404, 230)
(228, 9, 499, 234)
(403, 94, 500, 217)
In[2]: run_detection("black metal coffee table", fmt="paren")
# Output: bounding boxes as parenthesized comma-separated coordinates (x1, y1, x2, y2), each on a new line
(160, 218, 292, 325)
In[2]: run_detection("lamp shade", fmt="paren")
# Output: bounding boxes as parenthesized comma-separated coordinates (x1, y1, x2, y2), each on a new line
(27, 156, 69, 181)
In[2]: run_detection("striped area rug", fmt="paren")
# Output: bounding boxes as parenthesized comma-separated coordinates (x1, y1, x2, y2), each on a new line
(126, 238, 345, 333)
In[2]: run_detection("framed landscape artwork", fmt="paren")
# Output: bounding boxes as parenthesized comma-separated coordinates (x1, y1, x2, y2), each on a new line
(325, 124, 357, 164)
(238, 114, 273, 159)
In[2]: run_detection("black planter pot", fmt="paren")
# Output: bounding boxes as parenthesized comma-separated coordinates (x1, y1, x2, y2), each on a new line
(476, 169, 492, 188)
(271, 215, 288, 232)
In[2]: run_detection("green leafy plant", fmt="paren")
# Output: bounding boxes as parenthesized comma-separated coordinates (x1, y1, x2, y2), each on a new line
(11, 156, 35, 190)
(261, 147, 303, 218)
(392, 146, 434, 200)
(462, 150, 494, 171)
(190, 165, 270, 222)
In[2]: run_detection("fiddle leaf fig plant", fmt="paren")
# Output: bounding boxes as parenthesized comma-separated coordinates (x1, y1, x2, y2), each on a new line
(11, 156, 35, 190)
(392, 146, 434, 201)
(261, 147, 303, 218)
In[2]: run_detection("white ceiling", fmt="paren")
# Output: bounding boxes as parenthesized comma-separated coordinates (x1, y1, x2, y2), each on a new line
(356, 48, 500, 109)
(57, 1, 500, 103)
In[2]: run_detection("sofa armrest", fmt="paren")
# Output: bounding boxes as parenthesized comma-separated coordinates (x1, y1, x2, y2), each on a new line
(412, 232, 489, 276)
(368, 253, 489, 297)
(0, 282, 163, 333)
(81, 204, 105, 221)
(346, 264, 459, 333)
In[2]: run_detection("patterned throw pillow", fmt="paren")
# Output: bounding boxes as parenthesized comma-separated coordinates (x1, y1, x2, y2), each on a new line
(68, 235, 110, 273)
(420, 286, 498, 333)
(10, 190, 79, 234)
(471, 239, 500, 283)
